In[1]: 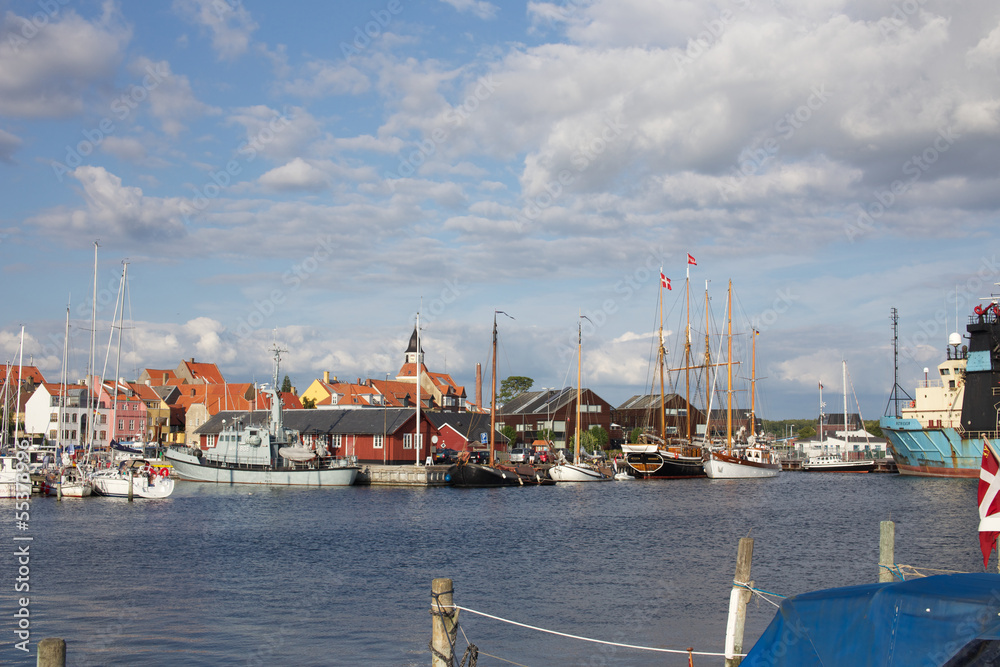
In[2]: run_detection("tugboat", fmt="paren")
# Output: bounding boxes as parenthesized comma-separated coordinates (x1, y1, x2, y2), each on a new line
(165, 345, 359, 486)
(879, 301, 1000, 478)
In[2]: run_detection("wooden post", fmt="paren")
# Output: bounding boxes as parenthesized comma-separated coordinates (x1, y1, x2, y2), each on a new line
(431, 578, 457, 667)
(37, 637, 66, 667)
(724, 537, 754, 667)
(879, 520, 895, 583)
(128, 470, 133, 502)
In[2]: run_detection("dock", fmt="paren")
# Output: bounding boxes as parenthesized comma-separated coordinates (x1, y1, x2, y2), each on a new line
(355, 464, 451, 486)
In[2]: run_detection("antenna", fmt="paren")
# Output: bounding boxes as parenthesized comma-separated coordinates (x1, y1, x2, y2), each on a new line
(883, 307, 914, 418)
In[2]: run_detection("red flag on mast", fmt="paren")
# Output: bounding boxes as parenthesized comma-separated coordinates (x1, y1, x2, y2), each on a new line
(687, 253, 697, 265)
(660, 272, 671, 290)
(978, 439, 1000, 568)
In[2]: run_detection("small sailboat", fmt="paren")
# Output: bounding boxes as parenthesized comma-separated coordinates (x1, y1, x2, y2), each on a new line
(548, 316, 612, 483)
(704, 281, 781, 479)
(803, 360, 874, 472)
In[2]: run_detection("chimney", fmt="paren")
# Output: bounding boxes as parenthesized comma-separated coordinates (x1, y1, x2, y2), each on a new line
(475, 363, 482, 412)
(323, 371, 330, 384)
(189, 358, 195, 363)
(162, 373, 168, 384)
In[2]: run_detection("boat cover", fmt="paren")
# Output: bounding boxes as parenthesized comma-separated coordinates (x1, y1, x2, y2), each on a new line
(278, 446, 316, 462)
(743, 573, 1000, 666)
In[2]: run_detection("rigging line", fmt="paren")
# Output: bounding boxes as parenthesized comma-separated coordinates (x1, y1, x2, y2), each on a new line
(447, 605, 736, 657)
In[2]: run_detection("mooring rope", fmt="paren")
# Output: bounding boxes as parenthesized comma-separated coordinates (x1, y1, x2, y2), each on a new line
(733, 580, 785, 608)
(444, 604, 735, 657)
(879, 563, 973, 580)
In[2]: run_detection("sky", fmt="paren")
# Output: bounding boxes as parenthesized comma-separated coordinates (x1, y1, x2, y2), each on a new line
(1, 0, 999, 420)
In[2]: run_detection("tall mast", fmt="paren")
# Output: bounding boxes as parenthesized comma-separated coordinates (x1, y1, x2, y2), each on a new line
(726, 280, 733, 453)
(819, 381, 825, 445)
(842, 359, 848, 447)
(489, 312, 497, 467)
(58, 300, 70, 455)
(415, 310, 421, 466)
(14, 325, 24, 444)
(750, 328, 758, 438)
(704, 282, 711, 439)
(88, 241, 98, 447)
(658, 274, 666, 441)
(110, 263, 127, 450)
(685, 267, 692, 443)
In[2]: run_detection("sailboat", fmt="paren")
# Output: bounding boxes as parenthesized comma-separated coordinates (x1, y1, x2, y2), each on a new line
(447, 311, 541, 487)
(802, 360, 874, 472)
(622, 263, 707, 478)
(548, 316, 612, 482)
(54, 300, 91, 497)
(90, 262, 175, 498)
(703, 280, 781, 479)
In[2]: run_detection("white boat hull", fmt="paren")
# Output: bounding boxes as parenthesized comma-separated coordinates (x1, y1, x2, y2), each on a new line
(165, 449, 358, 486)
(59, 482, 93, 497)
(91, 474, 174, 499)
(704, 451, 781, 479)
(548, 464, 611, 482)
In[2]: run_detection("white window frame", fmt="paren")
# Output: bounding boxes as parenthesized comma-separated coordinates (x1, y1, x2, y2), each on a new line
(373, 435, 383, 449)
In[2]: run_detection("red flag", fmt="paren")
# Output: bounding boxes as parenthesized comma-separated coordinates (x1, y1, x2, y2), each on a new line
(687, 253, 697, 265)
(660, 273, 671, 290)
(978, 439, 1000, 568)
(819, 382, 823, 390)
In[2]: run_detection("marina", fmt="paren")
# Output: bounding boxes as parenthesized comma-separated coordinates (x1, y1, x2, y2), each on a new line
(0, 471, 985, 665)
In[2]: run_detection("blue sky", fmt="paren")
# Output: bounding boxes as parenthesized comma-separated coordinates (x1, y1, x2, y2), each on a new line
(2, 0, 999, 419)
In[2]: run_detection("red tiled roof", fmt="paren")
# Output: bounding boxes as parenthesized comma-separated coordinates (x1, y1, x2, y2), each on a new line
(0, 365, 46, 385)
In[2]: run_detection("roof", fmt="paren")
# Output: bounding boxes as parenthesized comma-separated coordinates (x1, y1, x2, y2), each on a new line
(500, 388, 577, 415)
(425, 412, 496, 443)
(744, 574, 1000, 666)
(404, 326, 423, 354)
(194, 407, 423, 436)
(0, 365, 46, 386)
(179, 359, 226, 384)
(615, 393, 687, 411)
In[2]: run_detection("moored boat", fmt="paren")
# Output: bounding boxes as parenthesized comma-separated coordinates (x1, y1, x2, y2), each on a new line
(165, 345, 358, 487)
(91, 459, 174, 498)
(801, 454, 874, 473)
(879, 301, 1000, 477)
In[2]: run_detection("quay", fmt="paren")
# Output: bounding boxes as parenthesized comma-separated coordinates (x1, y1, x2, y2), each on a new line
(356, 464, 451, 486)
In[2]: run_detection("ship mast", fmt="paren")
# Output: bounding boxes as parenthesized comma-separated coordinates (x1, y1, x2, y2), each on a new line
(685, 264, 692, 443)
(488, 311, 514, 465)
(750, 328, 758, 439)
(705, 282, 712, 442)
(658, 273, 666, 442)
(726, 280, 733, 454)
(577, 317, 584, 464)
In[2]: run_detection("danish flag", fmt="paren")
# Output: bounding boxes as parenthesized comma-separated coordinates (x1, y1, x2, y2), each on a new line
(660, 272, 671, 290)
(978, 439, 1000, 568)
(687, 254, 697, 265)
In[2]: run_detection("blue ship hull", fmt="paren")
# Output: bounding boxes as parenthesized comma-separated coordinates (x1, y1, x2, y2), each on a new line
(879, 416, 982, 477)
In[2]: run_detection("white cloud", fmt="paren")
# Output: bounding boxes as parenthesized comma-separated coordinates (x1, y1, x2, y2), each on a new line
(281, 60, 370, 97)
(127, 57, 221, 136)
(173, 0, 258, 60)
(259, 158, 329, 192)
(0, 4, 131, 118)
(100, 135, 147, 162)
(0, 128, 22, 163)
(227, 105, 322, 161)
(440, 0, 499, 20)
(28, 166, 188, 241)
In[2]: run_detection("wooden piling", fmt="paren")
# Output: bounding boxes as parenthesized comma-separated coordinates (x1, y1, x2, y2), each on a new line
(724, 537, 754, 667)
(431, 578, 457, 667)
(37, 637, 65, 667)
(879, 520, 895, 583)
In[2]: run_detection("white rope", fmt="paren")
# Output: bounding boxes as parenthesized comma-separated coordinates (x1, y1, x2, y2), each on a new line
(446, 604, 737, 657)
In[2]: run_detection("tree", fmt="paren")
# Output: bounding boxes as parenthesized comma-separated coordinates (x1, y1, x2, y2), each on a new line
(797, 425, 816, 439)
(629, 427, 644, 444)
(864, 420, 883, 438)
(302, 397, 316, 409)
(535, 427, 554, 444)
(582, 426, 609, 452)
(498, 376, 533, 403)
(281, 375, 292, 393)
(500, 424, 517, 446)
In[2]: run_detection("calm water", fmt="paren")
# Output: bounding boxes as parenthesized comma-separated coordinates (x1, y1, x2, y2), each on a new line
(0, 473, 983, 666)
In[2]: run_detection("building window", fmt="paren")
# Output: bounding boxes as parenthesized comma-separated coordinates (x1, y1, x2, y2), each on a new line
(332, 434, 342, 449)
(118, 419, 124, 430)
(373, 435, 383, 449)
(129, 419, 135, 431)
(50, 413, 58, 422)
(49, 429, 57, 439)
(404, 434, 413, 449)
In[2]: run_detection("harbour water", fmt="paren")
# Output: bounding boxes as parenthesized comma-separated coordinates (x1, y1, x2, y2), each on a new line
(1, 473, 983, 666)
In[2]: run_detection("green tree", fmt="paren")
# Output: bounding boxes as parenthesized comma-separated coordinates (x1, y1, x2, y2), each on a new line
(864, 420, 883, 438)
(500, 424, 517, 446)
(535, 427, 554, 444)
(797, 425, 816, 439)
(281, 374, 292, 393)
(629, 427, 643, 444)
(302, 397, 316, 409)
(581, 426, 609, 452)
(498, 376, 533, 403)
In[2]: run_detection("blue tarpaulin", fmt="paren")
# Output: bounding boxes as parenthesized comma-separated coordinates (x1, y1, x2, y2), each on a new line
(743, 574, 1000, 666)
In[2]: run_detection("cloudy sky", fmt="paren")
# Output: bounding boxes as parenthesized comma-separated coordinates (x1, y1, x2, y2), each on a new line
(1, 0, 998, 420)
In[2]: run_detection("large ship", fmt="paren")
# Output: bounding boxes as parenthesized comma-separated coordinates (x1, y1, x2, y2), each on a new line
(165, 347, 359, 486)
(879, 303, 1000, 477)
